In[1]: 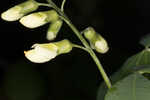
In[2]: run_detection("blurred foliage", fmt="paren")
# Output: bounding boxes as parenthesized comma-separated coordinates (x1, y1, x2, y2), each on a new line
(105, 72, 150, 100)
(97, 34, 150, 100)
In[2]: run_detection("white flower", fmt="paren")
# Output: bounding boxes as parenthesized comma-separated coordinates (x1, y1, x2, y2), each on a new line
(95, 40, 109, 54)
(24, 43, 58, 63)
(24, 39, 72, 63)
(1, 6, 23, 21)
(20, 12, 48, 28)
(20, 10, 59, 28)
(1, 0, 38, 21)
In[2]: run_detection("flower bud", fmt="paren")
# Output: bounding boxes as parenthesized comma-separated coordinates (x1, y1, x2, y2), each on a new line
(1, 0, 39, 21)
(24, 39, 72, 63)
(20, 10, 59, 28)
(94, 36, 109, 53)
(83, 27, 109, 53)
(83, 27, 97, 41)
(46, 19, 63, 40)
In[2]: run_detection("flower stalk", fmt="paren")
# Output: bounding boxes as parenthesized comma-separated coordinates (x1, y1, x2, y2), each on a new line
(66, 21, 112, 89)
(46, 1, 112, 89)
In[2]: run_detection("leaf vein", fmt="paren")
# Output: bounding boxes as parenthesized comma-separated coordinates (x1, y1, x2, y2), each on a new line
(132, 74, 137, 100)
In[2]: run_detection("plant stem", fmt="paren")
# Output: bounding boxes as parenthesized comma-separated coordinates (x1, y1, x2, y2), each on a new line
(46, 1, 112, 89)
(72, 44, 89, 52)
(67, 21, 112, 89)
(61, 0, 66, 12)
(38, 3, 52, 7)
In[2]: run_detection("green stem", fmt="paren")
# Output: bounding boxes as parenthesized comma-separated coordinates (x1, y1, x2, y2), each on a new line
(69, 22, 112, 89)
(61, 0, 66, 12)
(72, 44, 89, 52)
(45, 1, 112, 89)
(38, 3, 52, 7)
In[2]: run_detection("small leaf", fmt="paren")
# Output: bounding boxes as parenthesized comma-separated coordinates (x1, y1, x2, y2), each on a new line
(105, 73, 150, 100)
(140, 34, 150, 47)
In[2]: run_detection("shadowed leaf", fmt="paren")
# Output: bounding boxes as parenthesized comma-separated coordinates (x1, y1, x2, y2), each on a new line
(105, 73, 150, 100)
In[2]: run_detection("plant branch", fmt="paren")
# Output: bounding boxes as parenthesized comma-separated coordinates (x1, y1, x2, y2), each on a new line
(38, 3, 52, 7)
(45, 1, 112, 89)
(72, 44, 89, 52)
(61, 0, 66, 12)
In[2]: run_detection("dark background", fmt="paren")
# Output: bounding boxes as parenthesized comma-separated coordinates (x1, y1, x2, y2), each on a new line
(0, 0, 149, 100)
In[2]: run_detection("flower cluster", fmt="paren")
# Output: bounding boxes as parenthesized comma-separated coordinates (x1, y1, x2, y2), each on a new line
(1, 0, 109, 63)
(1, 0, 62, 39)
(1, 0, 67, 63)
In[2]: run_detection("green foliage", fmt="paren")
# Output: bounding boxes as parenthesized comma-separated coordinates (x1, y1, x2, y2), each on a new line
(97, 35, 150, 100)
(105, 73, 150, 100)
(111, 49, 150, 83)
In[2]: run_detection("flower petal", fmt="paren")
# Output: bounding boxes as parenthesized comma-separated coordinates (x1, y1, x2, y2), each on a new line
(20, 12, 47, 28)
(24, 44, 58, 63)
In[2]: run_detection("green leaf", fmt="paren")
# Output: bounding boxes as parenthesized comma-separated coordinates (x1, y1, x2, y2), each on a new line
(97, 83, 108, 100)
(105, 73, 150, 100)
(111, 49, 150, 83)
(97, 48, 150, 100)
(140, 34, 150, 47)
(130, 65, 150, 74)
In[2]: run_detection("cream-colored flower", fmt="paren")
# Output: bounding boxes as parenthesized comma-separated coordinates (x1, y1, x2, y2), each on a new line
(24, 39, 73, 63)
(95, 40, 109, 54)
(20, 12, 48, 28)
(24, 43, 58, 63)
(1, 6, 23, 21)
(20, 10, 59, 28)
(1, 0, 38, 21)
